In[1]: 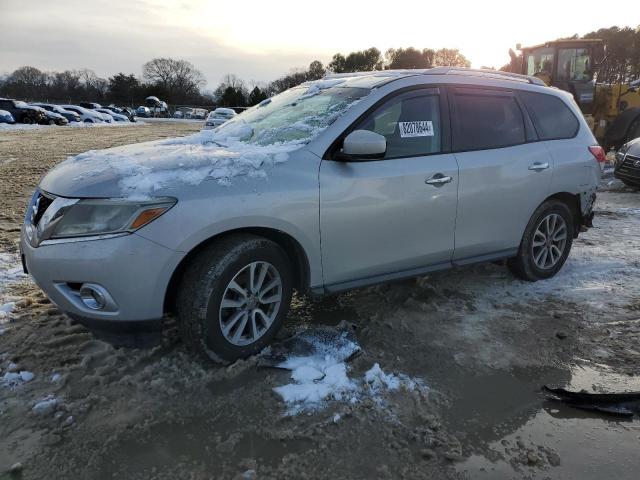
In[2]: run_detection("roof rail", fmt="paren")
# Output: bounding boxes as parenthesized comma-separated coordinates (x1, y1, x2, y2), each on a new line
(426, 67, 546, 86)
(322, 68, 546, 86)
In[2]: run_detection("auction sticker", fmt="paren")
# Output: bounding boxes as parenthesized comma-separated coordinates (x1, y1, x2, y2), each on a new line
(398, 121, 434, 138)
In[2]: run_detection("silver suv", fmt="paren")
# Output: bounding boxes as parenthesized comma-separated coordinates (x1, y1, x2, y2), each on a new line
(21, 68, 603, 360)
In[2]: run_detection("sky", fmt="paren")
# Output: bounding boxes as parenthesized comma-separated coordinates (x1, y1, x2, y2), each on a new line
(0, 0, 637, 89)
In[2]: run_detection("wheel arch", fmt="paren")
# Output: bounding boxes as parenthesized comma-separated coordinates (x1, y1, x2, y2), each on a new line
(163, 227, 311, 315)
(543, 192, 581, 237)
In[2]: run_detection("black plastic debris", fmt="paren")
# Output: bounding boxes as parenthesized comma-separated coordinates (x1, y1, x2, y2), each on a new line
(258, 326, 361, 369)
(543, 385, 640, 417)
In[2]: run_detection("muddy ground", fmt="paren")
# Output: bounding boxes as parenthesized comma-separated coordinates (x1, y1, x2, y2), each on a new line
(1, 122, 639, 480)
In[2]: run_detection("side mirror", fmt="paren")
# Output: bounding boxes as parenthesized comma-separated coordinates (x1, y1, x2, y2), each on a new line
(338, 130, 386, 161)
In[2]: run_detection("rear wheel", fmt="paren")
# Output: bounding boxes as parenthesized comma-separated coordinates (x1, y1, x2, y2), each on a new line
(176, 234, 293, 362)
(508, 200, 574, 281)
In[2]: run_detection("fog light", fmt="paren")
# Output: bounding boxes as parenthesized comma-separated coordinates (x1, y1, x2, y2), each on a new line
(79, 285, 107, 310)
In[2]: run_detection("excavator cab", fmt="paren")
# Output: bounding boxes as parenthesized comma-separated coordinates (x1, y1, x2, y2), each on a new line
(520, 39, 603, 115)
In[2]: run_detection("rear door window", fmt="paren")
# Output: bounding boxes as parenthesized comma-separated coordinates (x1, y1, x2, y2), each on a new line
(353, 89, 442, 159)
(519, 91, 579, 140)
(451, 89, 526, 151)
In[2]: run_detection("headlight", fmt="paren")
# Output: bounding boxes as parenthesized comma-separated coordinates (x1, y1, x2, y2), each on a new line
(615, 143, 630, 166)
(49, 198, 175, 239)
(26, 195, 176, 246)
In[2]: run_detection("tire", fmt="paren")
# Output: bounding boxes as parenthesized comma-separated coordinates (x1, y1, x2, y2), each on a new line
(22, 116, 33, 124)
(507, 200, 574, 282)
(84, 118, 93, 123)
(176, 234, 293, 362)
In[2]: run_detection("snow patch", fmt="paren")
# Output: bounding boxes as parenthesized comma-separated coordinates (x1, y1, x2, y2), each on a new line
(272, 331, 427, 415)
(0, 252, 28, 294)
(2, 370, 35, 387)
(32, 395, 59, 415)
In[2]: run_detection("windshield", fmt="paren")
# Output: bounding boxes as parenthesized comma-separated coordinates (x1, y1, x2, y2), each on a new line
(525, 47, 554, 77)
(212, 84, 369, 146)
(557, 48, 592, 81)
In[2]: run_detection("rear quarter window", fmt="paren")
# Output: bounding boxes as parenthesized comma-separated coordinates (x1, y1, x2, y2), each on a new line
(519, 91, 579, 140)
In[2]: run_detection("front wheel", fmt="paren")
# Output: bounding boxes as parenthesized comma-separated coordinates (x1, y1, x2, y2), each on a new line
(508, 200, 574, 282)
(176, 234, 293, 362)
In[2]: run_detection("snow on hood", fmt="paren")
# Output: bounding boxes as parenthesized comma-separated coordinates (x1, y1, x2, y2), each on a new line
(41, 126, 303, 198)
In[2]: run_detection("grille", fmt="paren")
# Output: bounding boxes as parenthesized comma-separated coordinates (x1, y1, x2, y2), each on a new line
(615, 154, 640, 181)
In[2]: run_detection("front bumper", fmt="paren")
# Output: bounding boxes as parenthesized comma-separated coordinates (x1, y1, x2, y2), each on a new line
(21, 229, 185, 323)
(614, 153, 640, 185)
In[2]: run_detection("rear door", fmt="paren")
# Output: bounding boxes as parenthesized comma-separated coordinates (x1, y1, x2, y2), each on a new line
(319, 87, 459, 288)
(449, 87, 554, 262)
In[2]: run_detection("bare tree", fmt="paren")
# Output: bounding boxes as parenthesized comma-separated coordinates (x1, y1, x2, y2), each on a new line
(142, 58, 205, 102)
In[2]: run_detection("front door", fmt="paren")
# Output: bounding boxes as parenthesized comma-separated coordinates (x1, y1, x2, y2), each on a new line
(319, 88, 459, 288)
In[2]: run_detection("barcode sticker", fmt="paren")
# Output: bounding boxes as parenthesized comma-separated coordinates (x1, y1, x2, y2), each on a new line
(398, 121, 434, 138)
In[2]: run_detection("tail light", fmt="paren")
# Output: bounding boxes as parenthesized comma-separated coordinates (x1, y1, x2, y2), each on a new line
(588, 145, 607, 163)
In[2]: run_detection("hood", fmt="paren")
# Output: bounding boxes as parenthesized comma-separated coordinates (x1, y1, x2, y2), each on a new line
(39, 128, 301, 199)
(44, 110, 64, 119)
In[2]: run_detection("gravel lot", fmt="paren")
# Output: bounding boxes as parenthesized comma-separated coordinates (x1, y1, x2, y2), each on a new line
(1, 122, 639, 480)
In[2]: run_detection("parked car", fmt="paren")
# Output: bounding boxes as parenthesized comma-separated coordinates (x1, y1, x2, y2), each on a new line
(192, 108, 208, 120)
(614, 137, 640, 187)
(204, 107, 237, 129)
(31, 103, 81, 123)
(95, 108, 128, 122)
(175, 107, 194, 119)
(79, 102, 102, 110)
(136, 106, 151, 118)
(0, 109, 15, 124)
(21, 69, 602, 361)
(77, 102, 113, 122)
(59, 105, 104, 123)
(0, 98, 46, 124)
(104, 106, 136, 122)
(145, 96, 168, 117)
(37, 108, 69, 126)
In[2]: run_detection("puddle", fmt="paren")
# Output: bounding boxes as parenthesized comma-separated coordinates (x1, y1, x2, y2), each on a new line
(455, 364, 640, 479)
(287, 292, 358, 327)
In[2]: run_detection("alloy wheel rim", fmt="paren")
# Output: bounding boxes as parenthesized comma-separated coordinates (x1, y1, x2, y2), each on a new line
(532, 213, 567, 269)
(218, 261, 282, 346)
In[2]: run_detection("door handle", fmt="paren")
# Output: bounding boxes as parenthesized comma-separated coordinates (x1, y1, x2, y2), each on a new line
(528, 162, 550, 171)
(425, 174, 453, 186)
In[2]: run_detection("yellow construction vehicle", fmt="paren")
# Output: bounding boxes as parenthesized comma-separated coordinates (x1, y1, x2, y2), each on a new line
(515, 39, 640, 151)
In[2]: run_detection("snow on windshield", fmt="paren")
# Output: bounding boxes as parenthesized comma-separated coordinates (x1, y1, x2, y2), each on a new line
(213, 80, 369, 146)
(65, 81, 369, 197)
